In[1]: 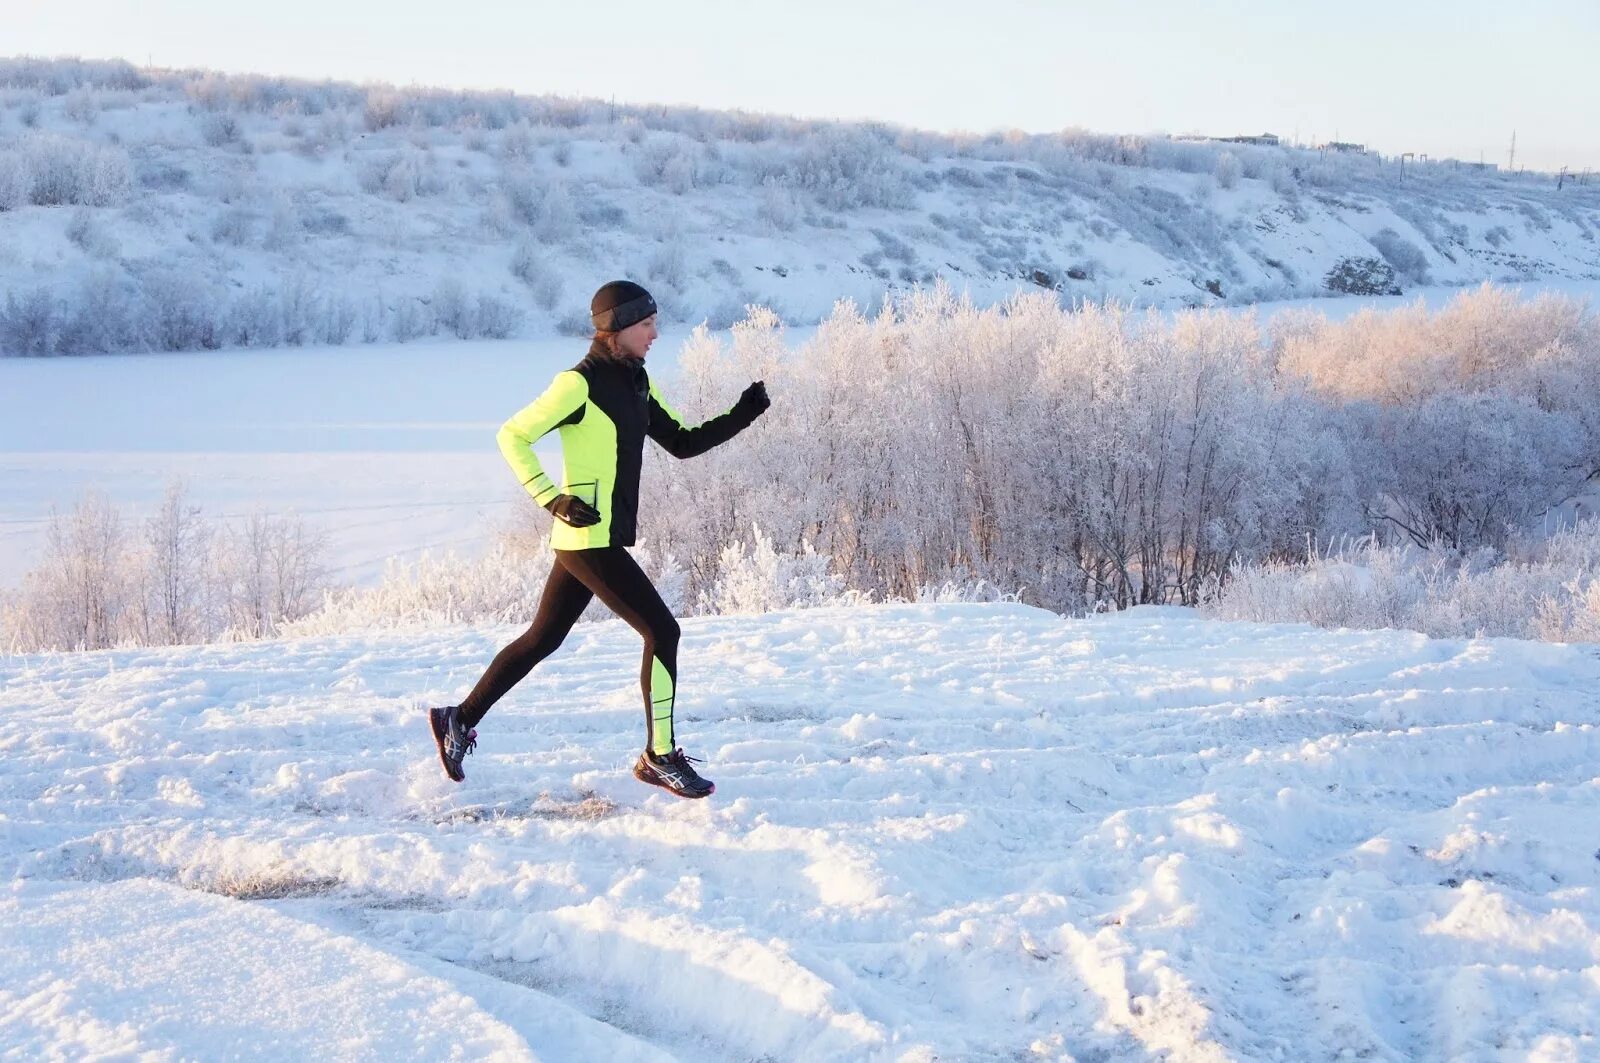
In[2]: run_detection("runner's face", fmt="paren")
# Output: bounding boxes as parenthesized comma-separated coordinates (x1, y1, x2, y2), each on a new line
(616, 315, 658, 360)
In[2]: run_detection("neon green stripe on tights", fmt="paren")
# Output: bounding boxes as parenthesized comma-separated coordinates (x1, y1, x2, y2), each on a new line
(650, 655, 675, 755)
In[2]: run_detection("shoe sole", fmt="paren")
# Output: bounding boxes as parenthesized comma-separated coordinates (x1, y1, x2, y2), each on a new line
(632, 764, 714, 799)
(429, 707, 466, 783)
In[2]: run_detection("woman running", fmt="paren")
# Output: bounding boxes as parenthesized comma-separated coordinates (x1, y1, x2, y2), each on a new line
(430, 281, 769, 798)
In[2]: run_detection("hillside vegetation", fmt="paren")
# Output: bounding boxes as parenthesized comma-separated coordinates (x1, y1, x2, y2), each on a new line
(2, 56, 1597, 355)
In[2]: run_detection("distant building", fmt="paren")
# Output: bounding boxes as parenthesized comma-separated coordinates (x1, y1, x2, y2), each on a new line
(1175, 132, 1281, 147)
(1319, 141, 1367, 154)
(1221, 132, 1281, 147)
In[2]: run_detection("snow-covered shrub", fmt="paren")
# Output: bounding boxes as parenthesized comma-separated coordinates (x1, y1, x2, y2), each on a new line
(263, 192, 301, 250)
(10, 133, 133, 207)
(138, 269, 223, 351)
(1, 491, 131, 651)
(227, 287, 284, 348)
(430, 278, 470, 337)
(647, 240, 689, 295)
(0, 481, 264, 650)
(200, 111, 241, 147)
(556, 307, 594, 337)
(470, 293, 525, 339)
(0, 288, 63, 356)
(0, 151, 27, 209)
(1203, 521, 1600, 642)
(279, 515, 686, 634)
(1213, 151, 1241, 190)
(633, 136, 694, 190)
(500, 168, 576, 242)
(209, 206, 255, 246)
(320, 296, 358, 345)
(362, 88, 405, 131)
(785, 126, 913, 210)
(695, 528, 852, 615)
(359, 149, 443, 202)
(64, 86, 98, 124)
(1369, 227, 1430, 285)
(429, 279, 525, 340)
(756, 176, 799, 231)
(133, 481, 213, 646)
(639, 282, 1600, 616)
(282, 540, 553, 635)
(389, 297, 431, 342)
(209, 514, 325, 640)
(60, 270, 140, 353)
(510, 239, 564, 310)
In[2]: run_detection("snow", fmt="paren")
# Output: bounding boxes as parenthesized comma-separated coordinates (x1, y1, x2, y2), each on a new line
(3, 602, 1596, 1059)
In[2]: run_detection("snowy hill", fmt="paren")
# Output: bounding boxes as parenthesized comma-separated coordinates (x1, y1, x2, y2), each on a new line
(2, 57, 1598, 355)
(3, 602, 1597, 1059)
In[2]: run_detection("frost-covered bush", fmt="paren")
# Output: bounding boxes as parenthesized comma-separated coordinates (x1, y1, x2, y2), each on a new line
(64, 86, 98, 124)
(756, 176, 799, 231)
(358, 148, 444, 202)
(1203, 521, 1600, 643)
(4, 133, 134, 207)
(500, 168, 577, 242)
(138, 269, 224, 350)
(200, 111, 241, 147)
(509, 239, 563, 311)
(633, 136, 701, 193)
(1369, 227, 1430, 284)
(429, 279, 525, 340)
(0, 57, 146, 94)
(66, 209, 119, 258)
(210, 206, 255, 246)
(0, 288, 63, 356)
(0, 485, 327, 651)
(1213, 151, 1241, 190)
(470, 293, 525, 339)
(0, 151, 28, 209)
(696, 528, 852, 615)
(782, 127, 914, 210)
(281, 512, 687, 634)
(636, 283, 1600, 615)
(647, 240, 689, 294)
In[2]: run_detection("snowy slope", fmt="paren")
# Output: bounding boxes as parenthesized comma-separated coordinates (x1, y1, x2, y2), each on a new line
(3, 603, 1597, 1060)
(2, 58, 1598, 356)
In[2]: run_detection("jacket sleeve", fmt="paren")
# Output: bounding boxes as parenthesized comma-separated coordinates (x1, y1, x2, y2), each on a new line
(497, 370, 587, 505)
(646, 379, 760, 459)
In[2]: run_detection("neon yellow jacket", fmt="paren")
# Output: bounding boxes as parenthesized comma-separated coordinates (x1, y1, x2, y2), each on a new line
(498, 343, 764, 550)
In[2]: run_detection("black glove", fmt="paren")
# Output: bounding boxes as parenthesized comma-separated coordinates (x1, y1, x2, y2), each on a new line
(545, 493, 601, 528)
(736, 380, 770, 418)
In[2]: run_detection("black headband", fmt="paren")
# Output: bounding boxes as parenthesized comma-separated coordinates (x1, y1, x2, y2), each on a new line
(592, 293, 657, 332)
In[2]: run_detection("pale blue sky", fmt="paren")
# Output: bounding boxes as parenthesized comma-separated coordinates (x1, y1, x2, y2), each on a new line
(10, 0, 1598, 170)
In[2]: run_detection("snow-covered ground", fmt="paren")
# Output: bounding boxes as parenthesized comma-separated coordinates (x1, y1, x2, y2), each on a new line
(2, 603, 1596, 1060)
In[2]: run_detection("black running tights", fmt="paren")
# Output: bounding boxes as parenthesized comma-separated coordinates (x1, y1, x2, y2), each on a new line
(457, 547, 680, 754)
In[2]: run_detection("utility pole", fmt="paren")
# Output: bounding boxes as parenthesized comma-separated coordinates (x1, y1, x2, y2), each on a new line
(1508, 130, 1517, 173)
(1558, 166, 1569, 190)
